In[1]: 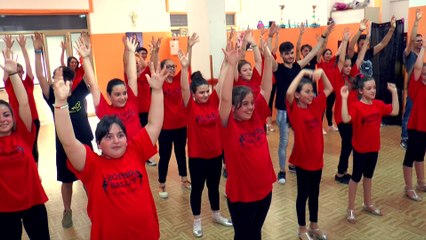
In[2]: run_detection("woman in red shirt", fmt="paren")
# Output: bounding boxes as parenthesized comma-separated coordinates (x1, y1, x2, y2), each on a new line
(181, 50, 232, 237)
(157, 33, 199, 198)
(2, 35, 40, 165)
(219, 43, 275, 240)
(402, 41, 426, 201)
(52, 58, 168, 240)
(342, 75, 399, 224)
(0, 51, 49, 239)
(286, 68, 333, 240)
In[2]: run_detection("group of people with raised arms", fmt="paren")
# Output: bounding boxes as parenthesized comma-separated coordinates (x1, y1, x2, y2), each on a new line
(1, 11, 425, 240)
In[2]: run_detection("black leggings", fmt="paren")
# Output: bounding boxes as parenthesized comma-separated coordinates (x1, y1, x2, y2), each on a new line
(227, 192, 272, 240)
(0, 204, 49, 240)
(403, 130, 426, 167)
(32, 119, 41, 163)
(268, 84, 276, 114)
(337, 123, 353, 174)
(325, 92, 336, 126)
(295, 167, 322, 226)
(351, 150, 378, 182)
(189, 155, 222, 215)
(158, 127, 188, 183)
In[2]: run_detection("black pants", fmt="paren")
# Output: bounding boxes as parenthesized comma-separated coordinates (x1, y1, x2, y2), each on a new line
(296, 167, 322, 226)
(0, 204, 50, 240)
(403, 130, 426, 167)
(32, 119, 41, 163)
(337, 123, 353, 174)
(227, 192, 272, 240)
(189, 155, 222, 215)
(351, 151, 378, 182)
(268, 84, 276, 114)
(325, 92, 336, 126)
(158, 127, 188, 183)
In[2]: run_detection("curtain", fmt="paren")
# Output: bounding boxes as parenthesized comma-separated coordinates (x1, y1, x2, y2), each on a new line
(370, 19, 404, 125)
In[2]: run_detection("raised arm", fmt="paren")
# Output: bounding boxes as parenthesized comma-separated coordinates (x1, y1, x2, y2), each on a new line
(286, 69, 312, 106)
(267, 23, 280, 72)
(373, 16, 396, 56)
(405, 9, 422, 56)
(314, 68, 333, 96)
(1, 50, 32, 131)
(53, 77, 86, 171)
(145, 62, 168, 145)
(387, 83, 399, 116)
(295, 23, 305, 61)
(298, 23, 334, 68)
(124, 37, 138, 96)
(187, 33, 200, 66)
(245, 31, 262, 74)
(355, 30, 370, 68)
(150, 36, 162, 69)
(219, 44, 239, 127)
(74, 37, 101, 107)
(260, 43, 273, 102)
(413, 39, 425, 80)
(348, 19, 368, 58)
(32, 32, 50, 99)
(60, 38, 68, 67)
(338, 29, 351, 71)
(179, 50, 190, 107)
(341, 85, 352, 123)
(2, 35, 14, 82)
(17, 35, 34, 80)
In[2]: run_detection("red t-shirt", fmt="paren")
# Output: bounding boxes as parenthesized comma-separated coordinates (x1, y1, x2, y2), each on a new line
(187, 90, 222, 158)
(0, 117, 47, 212)
(96, 87, 141, 140)
(221, 95, 275, 202)
(333, 64, 359, 125)
(68, 129, 159, 240)
(71, 66, 85, 92)
(316, 56, 336, 93)
(234, 68, 262, 98)
(287, 93, 327, 171)
(408, 73, 426, 132)
(5, 75, 39, 120)
(137, 67, 152, 113)
(163, 71, 187, 129)
(349, 100, 392, 153)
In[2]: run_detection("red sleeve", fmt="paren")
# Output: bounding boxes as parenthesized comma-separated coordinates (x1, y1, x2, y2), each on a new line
(15, 115, 36, 148)
(350, 64, 359, 77)
(311, 92, 327, 118)
(378, 100, 392, 116)
(67, 145, 97, 183)
(95, 94, 109, 119)
(128, 128, 158, 162)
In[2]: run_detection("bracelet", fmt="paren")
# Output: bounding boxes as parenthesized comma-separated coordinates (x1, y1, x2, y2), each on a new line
(34, 49, 43, 54)
(251, 44, 258, 48)
(359, 29, 363, 32)
(8, 72, 18, 76)
(321, 34, 326, 39)
(53, 103, 69, 110)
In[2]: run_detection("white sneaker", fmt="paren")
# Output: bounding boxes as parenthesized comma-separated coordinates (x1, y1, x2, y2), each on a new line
(193, 219, 203, 238)
(328, 125, 339, 132)
(159, 185, 168, 199)
(322, 128, 327, 135)
(213, 215, 233, 227)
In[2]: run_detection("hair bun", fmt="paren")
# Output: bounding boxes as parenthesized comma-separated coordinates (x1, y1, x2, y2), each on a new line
(360, 60, 373, 77)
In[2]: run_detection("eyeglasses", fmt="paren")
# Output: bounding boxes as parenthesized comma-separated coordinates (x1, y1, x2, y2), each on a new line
(165, 64, 177, 70)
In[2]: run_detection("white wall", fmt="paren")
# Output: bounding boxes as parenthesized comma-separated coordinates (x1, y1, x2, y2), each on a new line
(409, 0, 426, 7)
(0, 0, 90, 10)
(89, 0, 171, 34)
(383, 0, 409, 31)
(235, 0, 328, 29)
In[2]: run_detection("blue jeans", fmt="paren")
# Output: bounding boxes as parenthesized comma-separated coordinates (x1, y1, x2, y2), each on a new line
(401, 96, 413, 140)
(277, 110, 289, 171)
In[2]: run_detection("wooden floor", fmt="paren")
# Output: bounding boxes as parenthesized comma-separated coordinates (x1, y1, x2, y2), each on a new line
(22, 119, 426, 240)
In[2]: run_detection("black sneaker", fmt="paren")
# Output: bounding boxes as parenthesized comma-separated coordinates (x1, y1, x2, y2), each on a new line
(277, 171, 286, 184)
(288, 164, 296, 173)
(335, 173, 351, 184)
(400, 139, 407, 150)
